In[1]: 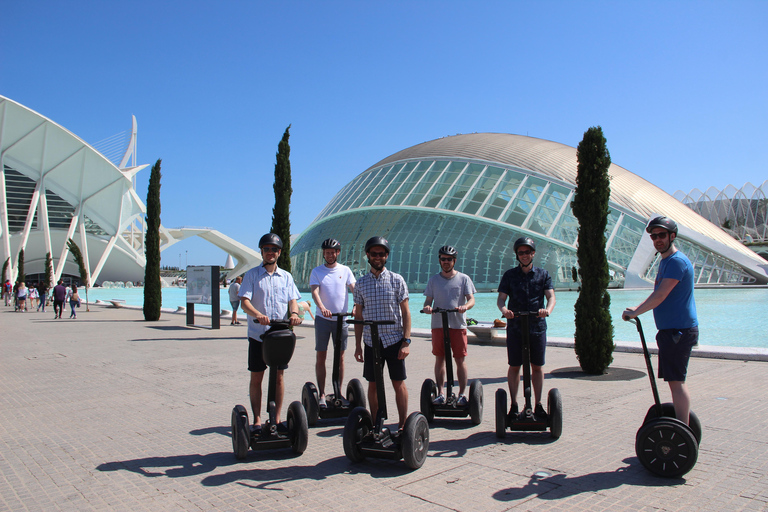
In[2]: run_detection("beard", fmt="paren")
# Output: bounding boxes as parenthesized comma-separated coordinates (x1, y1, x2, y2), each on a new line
(368, 258, 385, 272)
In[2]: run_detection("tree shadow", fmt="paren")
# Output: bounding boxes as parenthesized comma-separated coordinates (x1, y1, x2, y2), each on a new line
(492, 457, 685, 502)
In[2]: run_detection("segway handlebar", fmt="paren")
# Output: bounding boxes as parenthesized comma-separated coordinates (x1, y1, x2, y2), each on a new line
(331, 312, 354, 318)
(510, 311, 546, 317)
(420, 307, 459, 314)
(252, 318, 292, 328)
(346, 319, 396, 326)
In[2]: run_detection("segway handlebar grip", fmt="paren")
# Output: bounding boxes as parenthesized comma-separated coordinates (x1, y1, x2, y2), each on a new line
(511, 311, 541, 317)
(346, 319, 396, 326)
(331, 312, 354, 318)
(420, 307, 459, 314)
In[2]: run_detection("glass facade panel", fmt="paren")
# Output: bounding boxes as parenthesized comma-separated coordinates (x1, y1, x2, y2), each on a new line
(403, 161, 449, 207)
(607, 216, 644, 268)
(372, 163, 406, 206)
(359, 165, 397, 207)
(388, 161, 427, 206)
(502, 176, 546, 226)
(348, 167, 389, 210)
(4, 167, 37, 234)
(528, 183, 570, 235)
(460, 166, 503, 216)
(438, 163, 484, 211)
(479, 170, 523, 221)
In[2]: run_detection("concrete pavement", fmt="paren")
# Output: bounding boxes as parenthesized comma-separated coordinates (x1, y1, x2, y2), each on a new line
(2, 304, 767, 511)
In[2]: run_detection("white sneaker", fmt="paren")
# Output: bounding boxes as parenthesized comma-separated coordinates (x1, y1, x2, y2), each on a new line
(318, 396, 327, 409)
(433, 394, 446, 405)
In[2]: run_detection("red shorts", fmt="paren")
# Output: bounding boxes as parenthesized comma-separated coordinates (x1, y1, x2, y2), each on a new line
(431, 328, 468, 358)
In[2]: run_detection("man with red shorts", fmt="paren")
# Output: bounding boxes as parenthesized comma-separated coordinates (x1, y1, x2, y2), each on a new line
(422, 245, 476, 406)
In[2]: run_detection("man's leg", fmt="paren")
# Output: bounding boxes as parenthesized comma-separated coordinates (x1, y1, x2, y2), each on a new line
(531, 364, 544, 406)
(434, 355, 446, 392)
(392, 379, 409, 430)
(316, 351, 327, 397)
(507, 365, 521, 406)
(455, 356, 468, 396)
(249, 371, 265, 426)
(669, 381, 691, 426)
(367, 381, 378, 419)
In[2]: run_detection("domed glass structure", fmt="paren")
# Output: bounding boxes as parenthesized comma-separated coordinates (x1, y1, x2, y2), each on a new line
(291, 134, 767, 291)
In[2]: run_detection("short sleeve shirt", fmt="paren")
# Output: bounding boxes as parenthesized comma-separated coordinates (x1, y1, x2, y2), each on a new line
(239, 265, 301, 341)
(423, 272, 477, 329)
(498, 266, 552, 332)
(353, 268, 409, 348)
(653, 251, 698, 330)
(309, 264, 356, 322)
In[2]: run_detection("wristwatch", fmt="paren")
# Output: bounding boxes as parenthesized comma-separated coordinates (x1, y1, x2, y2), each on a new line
(401, 337, 411, 345)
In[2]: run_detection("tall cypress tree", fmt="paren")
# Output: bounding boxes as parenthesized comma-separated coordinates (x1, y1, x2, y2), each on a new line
(17, 249, 25, 284)
(572, 126, 615, 374)
(143, 159, 162, 321)
(44, 252, 53, 290)
(270, 125, 293, 272)
(1, 257, 8, 284)
(67, 239, 90, 311)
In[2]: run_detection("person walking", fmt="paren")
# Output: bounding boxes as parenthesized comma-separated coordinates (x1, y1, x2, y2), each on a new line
(496, 237, 556, 418)
(228, 276, 242, 325)
(37, 280, 48, 312)
(15, 281, 28, 312)
(353, 236, 412, 431)
(623, 216, 698, 426)
(52, 279, 67, 319)
(68, 284, 81, 318)
(422, 245, 476, 406)
(238, 234, 302, 432)
(309, 238, 356, 408)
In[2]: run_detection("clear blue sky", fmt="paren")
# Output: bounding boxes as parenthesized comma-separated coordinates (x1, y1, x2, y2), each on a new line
(3, 1, 766, 268)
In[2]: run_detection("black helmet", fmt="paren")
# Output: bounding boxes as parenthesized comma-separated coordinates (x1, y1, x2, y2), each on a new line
(321, 238, 341, 250)
(259, 233, 283, 249)
(513, 237, 536, 253)
(438, 245, 458, 257)
(646, 216, 678, 235)
(364, 236, 390, 254)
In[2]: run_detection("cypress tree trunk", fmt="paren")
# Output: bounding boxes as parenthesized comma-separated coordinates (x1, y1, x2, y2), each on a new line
(572, 126, 615, 374)
(44, 252, 53, 290)
(270, 125, 293, 272)
(143, 159, 162, 321)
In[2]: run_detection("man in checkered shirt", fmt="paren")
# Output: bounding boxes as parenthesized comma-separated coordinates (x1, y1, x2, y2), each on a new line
(353, 236, 412, 430)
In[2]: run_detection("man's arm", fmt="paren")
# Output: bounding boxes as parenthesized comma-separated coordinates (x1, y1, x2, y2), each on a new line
(422, 295, 434, 313)
(398, 298, 411, 360)
(497, 292, 513, 319)
(241, 297, 269, 325)
(459, 293, 475, 313)
(353, 303, 364, 362)
(288, 298, 302, 326)
(623, 278, 679, 319)
(310, 285, 331, 318)
(540, 289, 555, 317)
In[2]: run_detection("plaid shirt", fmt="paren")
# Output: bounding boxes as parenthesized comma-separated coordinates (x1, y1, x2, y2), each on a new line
(353, 268, 409, 348)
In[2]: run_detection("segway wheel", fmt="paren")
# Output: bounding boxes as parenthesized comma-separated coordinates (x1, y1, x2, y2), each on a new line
(469, 379, 483, 425)
(346, 378, 367, 409)
(402, 412, 430, 470)
(420, 379, 437, 423)
(301, 382, 319, 426)
(495, 388, 507, 439)
(343, 406, 372, 463)
(548, 388, 563, 439)
(643, 403, 702, 445)
(287, 400, 309, 454)
(635, 418, 698, 478)
(231, 405, 249, 460)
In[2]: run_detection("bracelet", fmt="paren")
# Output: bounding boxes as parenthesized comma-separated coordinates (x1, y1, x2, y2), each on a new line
(290, 311, 299, 317)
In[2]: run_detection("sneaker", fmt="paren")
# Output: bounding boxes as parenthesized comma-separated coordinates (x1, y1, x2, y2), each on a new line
(509, 403, 519, 418)
(318, 396, 327, 409)
(433, 394, 446, 405)
(277, 422, 289, 433)
(251, 424, 262, 435)
(534, 403, 546, 419)
(456, 394, 468, 407)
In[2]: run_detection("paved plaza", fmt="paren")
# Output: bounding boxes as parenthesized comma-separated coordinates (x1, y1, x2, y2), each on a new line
(2, 304, 768, 511)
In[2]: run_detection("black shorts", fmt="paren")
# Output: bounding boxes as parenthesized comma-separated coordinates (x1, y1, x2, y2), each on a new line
(506, 328, 547, 367)
(363, 343, 407, 382)
(248, 337, 288, 373)
(656, 326, 698, 382)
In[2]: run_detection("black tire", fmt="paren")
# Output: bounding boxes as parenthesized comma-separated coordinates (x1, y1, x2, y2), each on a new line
(231, 405, 249, 460)
(302, 382, 319, 426)
(643, 403, 702, 445)
(548, 388, 562, 439)
(495, 388, 507, 439)
(469, 379, 483, 425)
(420, 379, 436, 423)
(635, 418, 698, 477)
(343, 407, 372, 463)
(287, 400, 309, 454)
(346, 378, 367, 409)
(402, 412, 430, 470)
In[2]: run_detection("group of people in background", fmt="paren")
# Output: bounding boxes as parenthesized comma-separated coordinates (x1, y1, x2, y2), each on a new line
(3, 278, 81, 318)
(230, 214, 698, 433)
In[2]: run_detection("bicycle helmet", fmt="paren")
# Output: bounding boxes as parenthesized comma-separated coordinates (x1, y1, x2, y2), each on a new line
(646, 216, 678, 235)
(258, 233, 283, 249)
(438, 245, 458, 258)
(321, 238, 341, 250)
(364, 236, 390, 254)
(513, 237, 536, 253)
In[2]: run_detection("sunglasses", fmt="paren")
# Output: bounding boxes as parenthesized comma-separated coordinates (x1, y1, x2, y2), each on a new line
(369, 251, 387, 257)
(262, 247, 280, 253)
(649, 232, 669, 240)
(440, 257, 454, 262)
(517, 249, 533, 256)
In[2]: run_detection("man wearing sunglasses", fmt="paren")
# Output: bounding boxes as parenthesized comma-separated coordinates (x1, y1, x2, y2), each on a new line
(353, 236, 412, 431)
(422, 245, 477, 406)
(623, 216, 698, 426)
(497, 236, 556, 419)
(239, 233, 302, 432)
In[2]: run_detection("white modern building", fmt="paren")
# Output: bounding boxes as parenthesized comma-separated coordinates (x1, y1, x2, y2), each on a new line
(0, 95, 260, 286)
(291, 133, 768, 291)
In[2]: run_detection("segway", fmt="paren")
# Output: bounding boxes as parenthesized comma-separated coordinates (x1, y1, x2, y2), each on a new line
(342, 318, 429, 470)
(626, 317, 700, 477)
(420, 308, 483, 425)
(302, 312, 367, 426)
(231, 320, 309, 459)
(495, 311, 562, 439)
